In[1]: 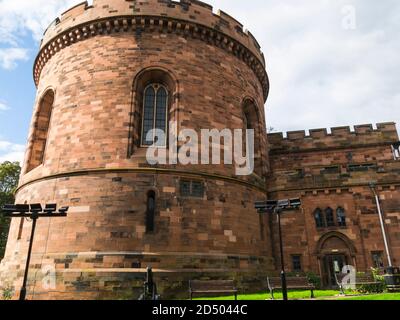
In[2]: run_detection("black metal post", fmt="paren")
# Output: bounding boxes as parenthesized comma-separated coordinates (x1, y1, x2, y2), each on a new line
(276, 209, 288, 301)
(19, 213, 38, 301)
(138, 267, 160, 300)
(1, 204, 68, 300)
(255, 198, 301, 301)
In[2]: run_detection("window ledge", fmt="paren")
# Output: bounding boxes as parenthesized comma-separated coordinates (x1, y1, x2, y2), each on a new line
(317, 226, 348, 231)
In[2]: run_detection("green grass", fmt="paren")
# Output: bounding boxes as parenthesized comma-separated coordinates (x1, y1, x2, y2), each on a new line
(194, 290, 338, 301)
(194, 290, 400, 301)
(337, 293, 400, 301)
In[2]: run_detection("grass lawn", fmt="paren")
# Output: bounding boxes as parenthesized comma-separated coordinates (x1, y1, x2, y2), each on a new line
(337, 293, 400, 300)
(194, 290, 338, 300)
(194, 290, 400, 301)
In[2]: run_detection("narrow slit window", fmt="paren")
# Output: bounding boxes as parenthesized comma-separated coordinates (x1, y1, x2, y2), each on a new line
(146, 191, 156, 234)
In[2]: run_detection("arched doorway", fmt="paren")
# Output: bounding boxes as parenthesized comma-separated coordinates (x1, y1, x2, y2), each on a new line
(315, 232, 357, 288)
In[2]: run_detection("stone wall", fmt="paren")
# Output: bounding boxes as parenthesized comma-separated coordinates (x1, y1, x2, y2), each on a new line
(268, 124, 400, 286)
(0, 0, 273, 299)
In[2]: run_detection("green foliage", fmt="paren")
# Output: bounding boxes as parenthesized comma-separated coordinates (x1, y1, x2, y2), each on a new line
(306, 272, 322, 289)
(0, 215, 11, 259)
(356, 282, 386, 294)
(0, 161, 21, 260)
(352, 269, 386, 294)
(371, 267, 385, 282)
(284, 271, 322, 289)
(0, 161, 21, 194)
(0, 284, 14, 300)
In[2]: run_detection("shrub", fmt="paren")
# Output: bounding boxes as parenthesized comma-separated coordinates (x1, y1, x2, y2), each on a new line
(355, 269, 386, 294)
(357, 282, 385, 294)
(306, 272, 322, 289)
(284, 271, 322, 289)
(371, 268, 385, 282)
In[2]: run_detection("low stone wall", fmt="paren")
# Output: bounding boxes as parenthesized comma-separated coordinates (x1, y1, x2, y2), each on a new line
(0, 251, 274, 300)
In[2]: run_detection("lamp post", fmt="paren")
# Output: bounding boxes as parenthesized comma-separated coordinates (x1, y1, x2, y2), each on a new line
(369, 184, 392, 267)
(1, 203, 69, 300)
(255, 198, 301, 301)
(138, 267, 160, 300)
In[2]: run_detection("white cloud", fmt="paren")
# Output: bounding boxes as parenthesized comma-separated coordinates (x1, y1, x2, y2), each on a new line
(0, 0, 82, 69)
(0, 140, 25, 163)
(0, 0, 398, 133)
(0, 48, 29, 69)
(208, 0, 400, 133)
(0, 0, 82, 42)
(0, 101, 10, 111)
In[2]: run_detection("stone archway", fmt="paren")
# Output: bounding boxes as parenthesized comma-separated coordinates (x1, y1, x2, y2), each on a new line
(315, 232, 357, 288)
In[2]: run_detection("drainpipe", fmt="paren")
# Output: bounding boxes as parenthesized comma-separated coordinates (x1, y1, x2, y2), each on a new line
(369, 183, 393, 267)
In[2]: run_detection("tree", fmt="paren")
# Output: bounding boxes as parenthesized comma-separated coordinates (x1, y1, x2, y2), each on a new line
(0, 161, 21, 260)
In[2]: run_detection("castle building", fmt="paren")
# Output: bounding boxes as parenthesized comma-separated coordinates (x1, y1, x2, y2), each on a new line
(268, 124, 400, 287)
(0, 0, 399, 299)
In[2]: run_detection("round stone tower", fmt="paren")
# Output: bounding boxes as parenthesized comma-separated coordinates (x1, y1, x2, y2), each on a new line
(0, 0, 272, 299)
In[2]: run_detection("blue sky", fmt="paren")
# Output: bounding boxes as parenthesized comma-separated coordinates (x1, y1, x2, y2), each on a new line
(0, 0, 399, 163)
(0, 34, 35, 161)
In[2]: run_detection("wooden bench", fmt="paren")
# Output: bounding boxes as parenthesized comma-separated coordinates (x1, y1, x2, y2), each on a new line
(189, 280, 238, 300)
(267, 277, 315, 300)
(335, 273, 381, 294)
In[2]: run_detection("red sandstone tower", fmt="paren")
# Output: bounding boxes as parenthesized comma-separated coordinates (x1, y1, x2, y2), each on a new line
(0, 0, 272, 299)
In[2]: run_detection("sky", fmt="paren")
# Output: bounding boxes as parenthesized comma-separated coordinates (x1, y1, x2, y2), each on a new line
(0, 0, 399, 164)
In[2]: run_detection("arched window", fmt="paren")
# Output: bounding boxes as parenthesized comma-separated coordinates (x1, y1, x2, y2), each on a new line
(243, 112, 252, 149)
(325, 207, 335, 227)
(141, 84, 168, 146)
(244, 112, 251, 130)
(242, 99, 264, 178)
(26, 90, 54, 172)
(242, 112, 251, 164)
(314, 208, 325, 228)
(336, 207, 346, 227)
(130, 68, 177, 155)
(146, 191, 156, 234)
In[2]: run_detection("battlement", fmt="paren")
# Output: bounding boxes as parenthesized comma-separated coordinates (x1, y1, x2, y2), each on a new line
(34, 0, 268, 99)
(40, 0, 265, 65)
(268, 123, 399, 153)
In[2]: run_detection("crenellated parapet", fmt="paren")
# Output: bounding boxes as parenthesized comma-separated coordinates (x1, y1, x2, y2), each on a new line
(268, 123, 399, 153)
(34, 0, 269, 100)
